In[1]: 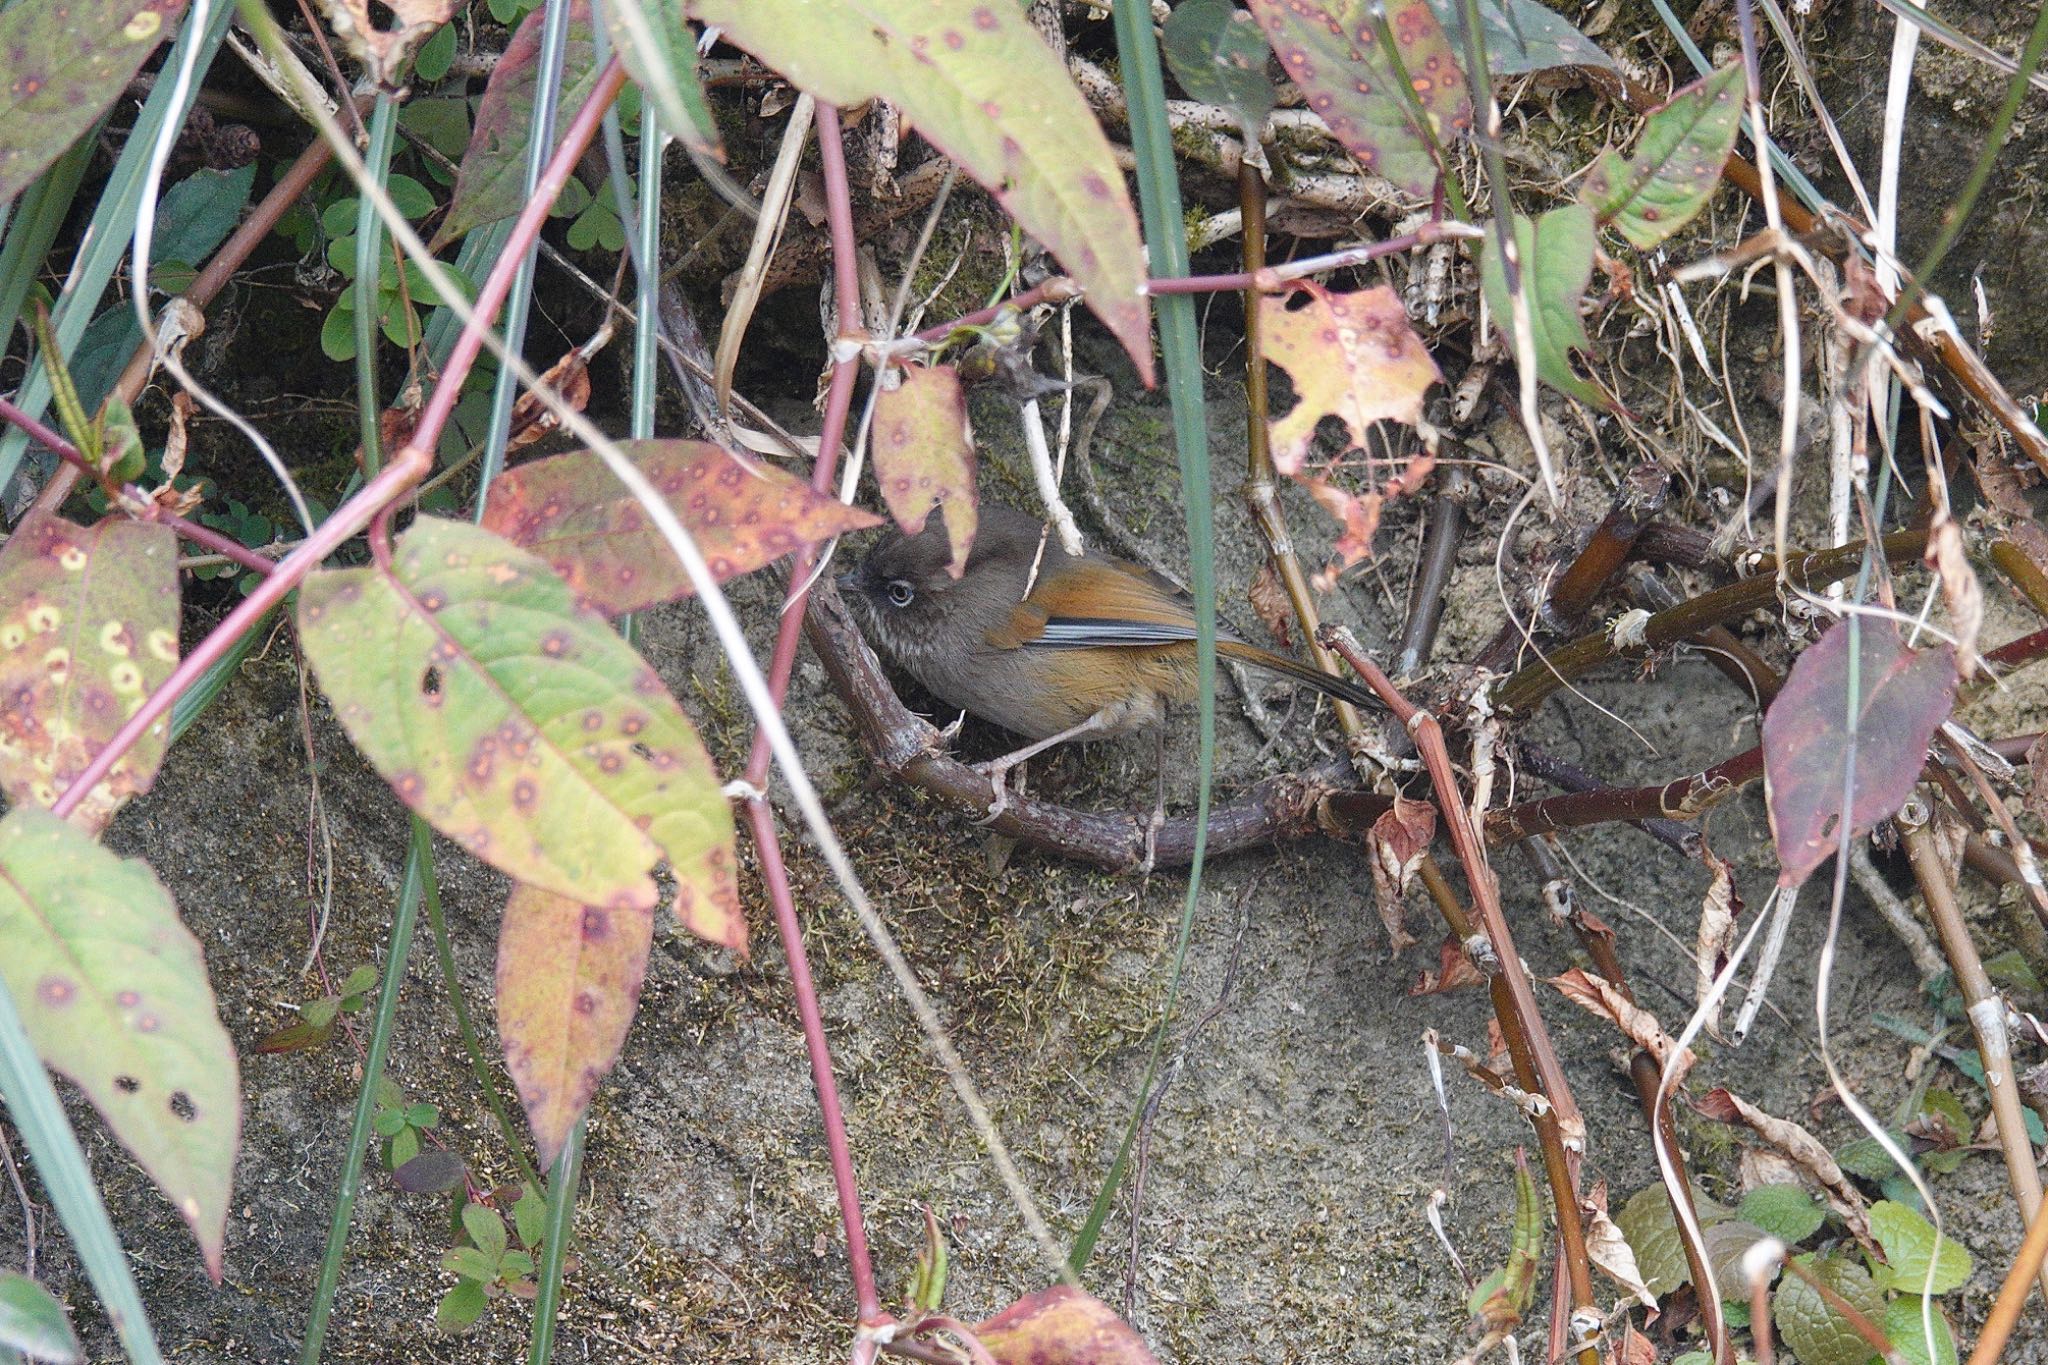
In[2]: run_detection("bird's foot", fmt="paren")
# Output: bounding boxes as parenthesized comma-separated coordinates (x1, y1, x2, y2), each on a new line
(972, 757, 1019, 824)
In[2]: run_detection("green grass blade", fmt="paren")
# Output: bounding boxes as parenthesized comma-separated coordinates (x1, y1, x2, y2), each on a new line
(354, 96, 400, 476)
(473, 0, 576, 512)
(1069, 0, 1215, 1274)
(0, 134, 98, 371)
(629, 102, 662, 442)
(169, 605, 276, 744)
(298, 819, 429, 1365)
(524, 1117, 584, 1365)
(0, 0, 233, 491)
(0, 981, 163, 1362)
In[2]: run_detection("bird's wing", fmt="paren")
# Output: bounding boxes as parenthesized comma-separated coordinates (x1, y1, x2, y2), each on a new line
(987, 560, 1241, 651)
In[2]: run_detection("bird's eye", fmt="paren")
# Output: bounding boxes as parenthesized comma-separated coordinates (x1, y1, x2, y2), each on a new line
(885, 579, 916, 608)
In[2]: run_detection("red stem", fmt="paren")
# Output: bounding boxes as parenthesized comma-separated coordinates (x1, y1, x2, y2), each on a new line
(48, 57, 632, 822)
(49, 444, 432, 821)
(734, 102, 883, 1322)
(907, 277, 1083, 345)
(0, 393, 275, 576)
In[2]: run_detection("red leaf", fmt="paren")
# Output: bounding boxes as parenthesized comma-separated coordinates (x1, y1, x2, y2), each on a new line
(872, 363, 978, 576)
(972, 1285, 1160, 1365)
(1761, 618, 1956, 886)
(480, 439, 880, 617)
(497, 885, 655, 1168)
(1410, 934, 1486, 995)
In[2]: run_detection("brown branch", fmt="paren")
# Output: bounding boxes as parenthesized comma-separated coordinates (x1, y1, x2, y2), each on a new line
(805, 580, 1386, 871)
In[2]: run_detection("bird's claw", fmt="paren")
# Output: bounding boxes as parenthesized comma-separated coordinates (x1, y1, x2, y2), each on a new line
(973, 759, 1015, 824)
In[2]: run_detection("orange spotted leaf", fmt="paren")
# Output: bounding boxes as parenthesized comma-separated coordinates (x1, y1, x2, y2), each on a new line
(496, 884, 654, 1167)
(480, 439, 880, 617)
(1262, 283, 1440, 472)
(872, 363, 978, 576)
(297, 518, 740, 935)
(1245, 0, 1469, 198)
(0, 808, 239, 1279)
(1762, 617, 1956, 887)
(689, 0, 1152, 382)
(0, 511, 179, 833)
(974, 1285, 1161, 1365)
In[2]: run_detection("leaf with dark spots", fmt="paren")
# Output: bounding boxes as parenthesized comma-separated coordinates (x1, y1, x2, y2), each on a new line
(0, 510, 180, 833)
(0, 0, 187, 211)
(872, 363, 977, 575)
(1244, 0, 1468, 199)
(1762, 617, 1956, 887)
(0, 809, 239, 1280)
(435, 1, 598, 248)
(690, 0, 1152, 382)
(973, 1285, 1161, 1365)
(297, 517, 741, 941)
(1581, 64, 1744, 249)
(480, 439, 880, 617)
(496, 884, 654, 1167)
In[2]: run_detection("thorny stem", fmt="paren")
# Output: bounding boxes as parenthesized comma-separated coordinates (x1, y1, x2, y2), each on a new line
(1317, 626, 1599, 1356)
(1902, 816, 2048, 1302)
(734, 101, 883, 1324)
(1234, 163, 1364, 746)
(1489, 747, 1763, 844)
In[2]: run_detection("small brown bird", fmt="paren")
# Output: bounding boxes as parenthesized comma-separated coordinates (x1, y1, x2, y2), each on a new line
(838, 502, 1380, 820)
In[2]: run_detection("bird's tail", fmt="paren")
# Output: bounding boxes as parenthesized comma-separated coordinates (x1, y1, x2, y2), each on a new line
(1219, 640, 1384, 713)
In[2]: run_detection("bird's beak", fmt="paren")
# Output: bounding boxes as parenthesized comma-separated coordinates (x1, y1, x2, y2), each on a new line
(834, 570, 860, 594)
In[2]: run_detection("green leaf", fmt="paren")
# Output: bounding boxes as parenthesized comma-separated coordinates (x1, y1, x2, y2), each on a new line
(441, 1245, 498, 1283)
(434, 1278, 488, 1334)
(94, 394, 146, 483)
(602, 0, 721, 155)
(1162, 0, 1274, 133)
(1835, 1132, 1909, 1180)
(404, 1101, 438, 1128)
(0, 1272, 80, 1363)
(413, 22, 456, 83)
(1982, 948, 2042, 994)
(388, 1126, 419, 1168)
(1246, 0, 1469, 199)
(301, 996, 342, 1031)
(386, 173, 438, 220)
(692, 0, 1153, 383)
(1479, 203, 1611, 410)
(1869, 1200, 1973, 1294)
(321, 302, 357, 362)
(1773, 1254, 1885, 1365)
(1737, 1184, 1826, 1244)
(0, 0, 185, 210)
(1884, 1297, 1959, 1365)
(1581, 64, 1744, 249)
(0, 809, 239, 1279)
(1614, 1180, 1732, 1298)
(400, 97, 471, 160)
(436, 3, 601, 247)
(339, 964, 380, 1000)
(1427, 0, 1616, 75)
(0, 512, 180, 831)
(512, 1184, 546, 1248)
(297, 518, 741, 923)
(461, 1202, 508, 1260)
(152, 163, 258, 270)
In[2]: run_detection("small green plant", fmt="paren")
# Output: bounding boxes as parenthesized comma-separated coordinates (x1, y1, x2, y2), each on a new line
(318, 178, 472, 362)
(436, 1187, 547, 1334)
(252, 966, 378, 1055)
(371, 1078, 441, 1170)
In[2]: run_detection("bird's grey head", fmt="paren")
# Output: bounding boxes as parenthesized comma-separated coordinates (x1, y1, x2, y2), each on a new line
(835, 503, 1041, 669)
